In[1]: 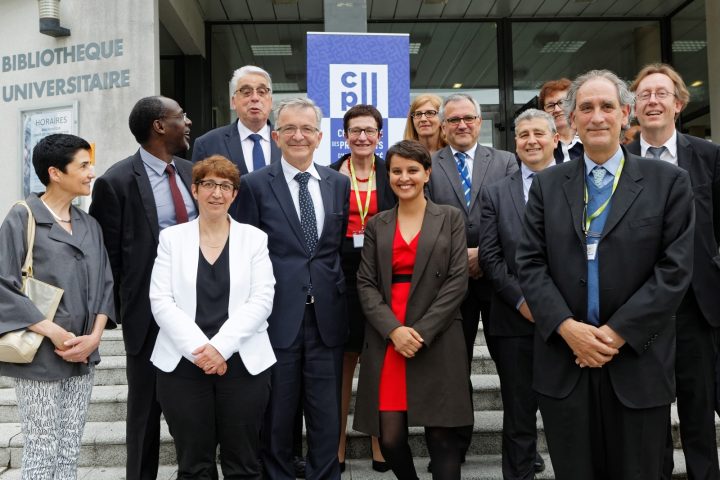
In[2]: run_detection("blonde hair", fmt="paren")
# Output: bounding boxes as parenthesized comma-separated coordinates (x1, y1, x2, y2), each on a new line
(403, 94, 447, 149)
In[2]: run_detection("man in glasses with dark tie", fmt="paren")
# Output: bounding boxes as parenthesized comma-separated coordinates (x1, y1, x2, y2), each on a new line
(516, 70, 694, 480)
(628, 63, 720, 480)
(90, 96, 198, 480)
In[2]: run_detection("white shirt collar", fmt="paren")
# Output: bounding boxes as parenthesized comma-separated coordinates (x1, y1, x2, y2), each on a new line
(237, 120, 271, 142)
(450, 143, 478, 161)
(640, 130, 677, 158)
(281, 158, 321, 184)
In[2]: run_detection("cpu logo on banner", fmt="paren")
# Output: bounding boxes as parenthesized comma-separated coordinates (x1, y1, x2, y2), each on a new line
(307, 33, 409, 165)
(329, 65, 389, 117)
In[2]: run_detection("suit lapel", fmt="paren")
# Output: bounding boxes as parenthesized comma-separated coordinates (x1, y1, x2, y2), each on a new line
(376, 210, 396, 304)
(267, 163, 307, 253)
(131, 153, 160, 241)
(470, 145, 490, 209)
(437, 148, 467, 212)
(409, 201, 443, 300)
(626, 139, 641, 157)
(317, 166, 334, 244)
(224, 121, 249, 175)
(676, 133, 693, 172)
(509, 171, 525, 222)
(562, 160, 587, 245)
(601, 155, 643, 239)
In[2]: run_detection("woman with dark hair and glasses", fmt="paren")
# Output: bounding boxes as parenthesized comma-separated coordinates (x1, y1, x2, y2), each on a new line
(403, 94, 447, 154)
(330, 104, 395, 471)
(354, 140, 472, 479)
(149, 155, 276, 479)
(0, 133, 115, 479)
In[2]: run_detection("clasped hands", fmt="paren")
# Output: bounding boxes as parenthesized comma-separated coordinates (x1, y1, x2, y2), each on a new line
(389, 326, 424, 358)
(48, 323, 99, 364)
(192, 344, 227, 375)
(558, 318, 625, 368)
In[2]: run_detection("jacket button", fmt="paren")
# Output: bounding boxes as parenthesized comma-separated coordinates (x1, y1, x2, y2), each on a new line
(580, 279, 587, 286)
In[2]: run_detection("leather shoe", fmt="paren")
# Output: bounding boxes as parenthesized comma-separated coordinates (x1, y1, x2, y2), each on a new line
(339, 461, 345, 473)
(372, 460, 390, 472)
(534, 452, 545, 473)
(294, 455, 306, 478)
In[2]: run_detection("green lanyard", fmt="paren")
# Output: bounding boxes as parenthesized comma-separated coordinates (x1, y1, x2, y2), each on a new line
(583, 156, 624, 234)
(349, 157, 375, 229)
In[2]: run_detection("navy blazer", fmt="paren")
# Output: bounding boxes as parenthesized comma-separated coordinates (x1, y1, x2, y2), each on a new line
(516, 148, 694, 408)
(478, 170, 534, 337)
(627, 133, 720, 327)
(235, 161, 351, 349)
(90, 151, 195, 355)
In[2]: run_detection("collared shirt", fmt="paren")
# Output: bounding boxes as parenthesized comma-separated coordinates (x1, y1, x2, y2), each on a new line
(640, 130, 678, 166)
(281, 158, 325, 239)
(584, 147, 624, 188)
(238, 121, 272, 173)
(520, 160, 556, 203)
(449, 143, 478, 178)
(139, 147, 197, 231)
(560, 135, 583, 163)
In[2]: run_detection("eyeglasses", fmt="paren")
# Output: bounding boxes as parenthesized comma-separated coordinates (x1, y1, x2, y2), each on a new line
(234, 86, 271, 98)
(347, 127, 379, 138)
(445, 115, 479, 126)
(543, 100, 564, 112)
(276, 125, 320, 137)
(636, 90, 676, 101)
(411, 110, 438, 119)
(161, 112, 188, 121)
(196, 180, 236, 193)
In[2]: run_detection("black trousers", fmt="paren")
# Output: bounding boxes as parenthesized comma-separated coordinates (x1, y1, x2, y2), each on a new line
(125, 328, 162, 480)
(662, 290, 720, 480)
(539, 368, 669, 480)
(494, 335, 538, 480)
(262, 305, 343, 480)
(156, 356, 271, 480)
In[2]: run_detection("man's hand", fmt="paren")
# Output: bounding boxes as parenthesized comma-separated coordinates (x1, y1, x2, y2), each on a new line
(557, 318, 619, 368)
(468, 247, 482, 279)
(597, 324, 626, 349)
(388, 326, 424, 358)
(192, 344, 228, 375)
(518, 301, 534, 323)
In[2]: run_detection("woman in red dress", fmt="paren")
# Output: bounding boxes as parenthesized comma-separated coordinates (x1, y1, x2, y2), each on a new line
(354, 140, 472, 479)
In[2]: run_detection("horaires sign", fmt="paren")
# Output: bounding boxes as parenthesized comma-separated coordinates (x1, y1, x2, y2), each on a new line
(2, 38, 131, 103)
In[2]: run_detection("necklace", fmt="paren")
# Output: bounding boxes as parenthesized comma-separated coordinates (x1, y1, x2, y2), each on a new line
(40, 198, 71, 223)
(347, 158, 374, 182)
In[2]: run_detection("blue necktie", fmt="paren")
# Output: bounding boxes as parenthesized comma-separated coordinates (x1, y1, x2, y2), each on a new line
(248, 133, 266, 172)
(295, 172, 318, 254)
(454, 152, 472, 208)
(591, 166, 607, 188)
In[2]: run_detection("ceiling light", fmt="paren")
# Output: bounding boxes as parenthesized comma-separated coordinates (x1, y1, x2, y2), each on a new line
(272, 82, 300, 92)
(540, 41, 586, 54)
(272, 0, 297, 4)
(452, 83, 463, 89)
(690, 80, 703, 88)
(251, 44, 292, 56)
(672, 40, 707, 52)
(409, 43, 421, 54)
(423, 0, 448, 4)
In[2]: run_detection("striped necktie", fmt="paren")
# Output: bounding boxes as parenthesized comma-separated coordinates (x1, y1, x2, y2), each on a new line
(454, 152, 472, 208)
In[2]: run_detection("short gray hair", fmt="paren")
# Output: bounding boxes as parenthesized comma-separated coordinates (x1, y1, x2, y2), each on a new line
(274, 97, 323, 127)
(229, 65, 273, 100)
(514, 109, 557, 135)
(440, 93, 482, 121)
(563, 69, 634, 120)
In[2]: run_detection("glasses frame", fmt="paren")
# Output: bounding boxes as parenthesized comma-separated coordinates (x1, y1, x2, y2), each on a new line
(234, 86, 272, 98)
(444, 115, 480, 126)
(635, 90, 676, 102)
(543, 100, 564, 112)
(195, 179, 236, 193)
(160, 112, 188, 121)
(346, 127, 380, 138)
(275, 125, 320, 137)
(411, 110, 438, 119)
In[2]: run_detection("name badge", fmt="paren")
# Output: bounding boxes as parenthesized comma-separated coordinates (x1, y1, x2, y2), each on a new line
(353, 233, 365, 248)
(586, 243, 597, 261)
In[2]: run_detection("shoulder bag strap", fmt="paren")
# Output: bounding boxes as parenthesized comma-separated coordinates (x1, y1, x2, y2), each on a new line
(13, 201, 35, 280)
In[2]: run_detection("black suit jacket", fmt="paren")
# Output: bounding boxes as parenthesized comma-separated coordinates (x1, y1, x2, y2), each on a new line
(627, 133, 720, 327)
(89, 152, 195, 355)
(516, 148, 694, 408)
(478, 171, 534, 337)
(553, 140, 584, 164)
(235, 161, 351, 349)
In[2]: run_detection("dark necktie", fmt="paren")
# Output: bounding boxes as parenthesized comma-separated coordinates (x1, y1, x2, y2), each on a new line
(164, 164, 189, 224)
(647, 146, 667, 159)
(248, 133, 266, 171)
(295, 172, 318, 254)
(454, 152, 472, 208)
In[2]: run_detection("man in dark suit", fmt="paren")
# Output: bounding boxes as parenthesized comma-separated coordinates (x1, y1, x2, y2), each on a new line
(516, 70, 695, 480)
(235, 97, 350, 480)
(538, 78, 583, 164)
(192, 65, 281, 212)
(628, 63, 720, 480)
(90, 96, 197, 480)
(479, 109, 558, 479)
(426, 92, 520, 469)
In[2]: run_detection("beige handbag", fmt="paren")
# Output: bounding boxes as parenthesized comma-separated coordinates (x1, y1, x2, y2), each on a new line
(0, 201, 64, 363)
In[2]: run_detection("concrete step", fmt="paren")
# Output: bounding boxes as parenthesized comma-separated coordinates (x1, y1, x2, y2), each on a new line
(97, 328, 126, 356)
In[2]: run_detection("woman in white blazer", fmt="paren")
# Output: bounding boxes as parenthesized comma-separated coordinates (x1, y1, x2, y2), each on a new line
(149, 155, 276, 479)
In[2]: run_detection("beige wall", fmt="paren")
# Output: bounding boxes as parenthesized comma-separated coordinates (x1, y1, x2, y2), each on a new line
(0, 0, 160, 214)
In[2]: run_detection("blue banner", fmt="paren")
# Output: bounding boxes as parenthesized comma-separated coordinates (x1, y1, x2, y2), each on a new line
(307, 33, 409, 165)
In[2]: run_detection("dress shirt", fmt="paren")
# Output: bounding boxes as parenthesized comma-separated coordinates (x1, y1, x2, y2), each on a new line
(560, 136, 583, 163)
(583, 147, 623, 188)
(281, 158, 325, 239)
(449, 143, 478, 178)
(520, 162, 555, 203)
(140, 147, 197, 230)
(640, 131, 678, 166)
(238, 122, 272, 173)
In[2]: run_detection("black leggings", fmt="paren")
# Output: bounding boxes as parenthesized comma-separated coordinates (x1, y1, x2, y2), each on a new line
(378, 411, 463, 480)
